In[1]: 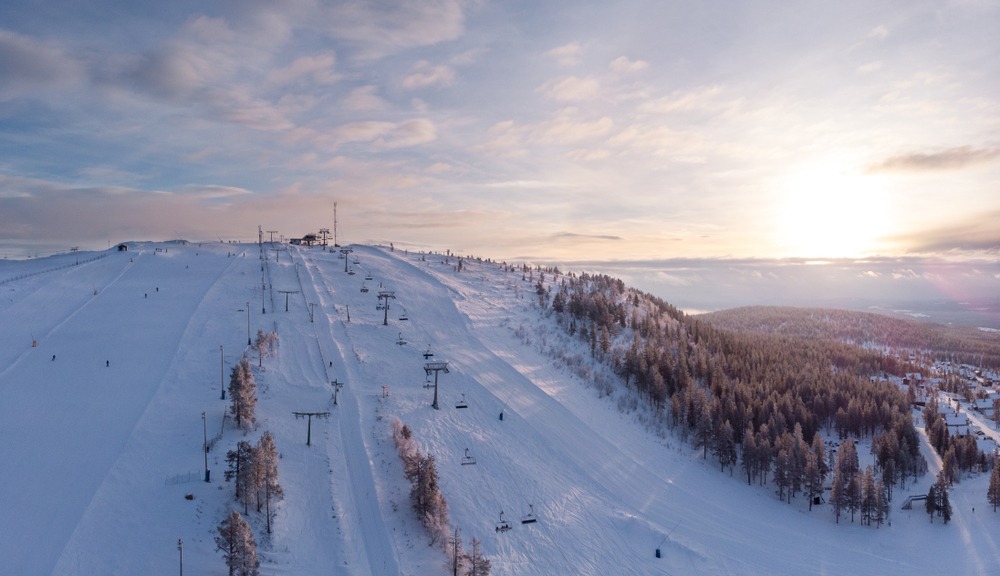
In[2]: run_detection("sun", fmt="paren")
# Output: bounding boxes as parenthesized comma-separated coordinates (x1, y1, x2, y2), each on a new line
(774, 164, 891, 258)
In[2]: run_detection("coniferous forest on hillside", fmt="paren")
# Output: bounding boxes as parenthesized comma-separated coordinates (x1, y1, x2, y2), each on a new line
(507, 264, 1000, 517)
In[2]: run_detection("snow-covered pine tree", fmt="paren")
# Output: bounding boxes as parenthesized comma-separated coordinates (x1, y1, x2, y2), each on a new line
(713, 419, 737, 474)
(830, 465, 844, 523)
(741, 425, 757, 486)
(236, 441, 256, 515)
(447, 528, 468, 576)
(774, 447, 791, 503)
(465, 537, 491, 576)
(228, 357, 257, 430)
(226, 440, 255, 505)
(936, 472, 952, 524)
(873, 478, 888, 528)
(804, 450, 822, 511)
(926, 482, 938, 523)
(988, 457, 1000, 512)
(216, 510, 259, 576)
(860, 466, 876, 526)
(253, 431, 283, 534)
(694, 392, 714, 459)
(845, 470, 862, 523)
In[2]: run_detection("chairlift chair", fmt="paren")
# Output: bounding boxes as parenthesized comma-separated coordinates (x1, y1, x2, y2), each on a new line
(455, 393, 468, 409)
(348, 268, 356, 275)
(396, 332, 406, 346)
(461, 448, 476, 465)
(360, 284, 369, 293)
(496, 511, 512, 533)
(365, 274, 373, 281)
(521, 504, 537, 524)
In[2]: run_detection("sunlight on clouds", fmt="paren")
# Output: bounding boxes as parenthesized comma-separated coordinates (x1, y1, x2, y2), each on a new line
(342, 85, 388, 111)
(267, 53, 339, 86)
(538, 76, 601, 101)
(857, 61, 883, 74)
(638, 85, 724, 114)
(401, 60, 455, 89)
(538, 110, 614, 145)
(546, 42, 584, 66)
(868, 25, 889, 40)
(609, 56, 649, 74)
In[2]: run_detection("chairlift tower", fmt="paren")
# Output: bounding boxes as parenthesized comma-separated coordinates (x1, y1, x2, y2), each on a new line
(340, 248, 353, 272)
(292, 411, 330, 446)
(319, 228, 330, 247)
(278, 290, 299, 312)
(331, 379, 344, 405)
(424, 361, 449, 410)
(377, 290, 395, 326)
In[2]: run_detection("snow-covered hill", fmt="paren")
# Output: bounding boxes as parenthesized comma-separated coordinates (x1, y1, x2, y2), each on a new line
(1, 242, 997, 575)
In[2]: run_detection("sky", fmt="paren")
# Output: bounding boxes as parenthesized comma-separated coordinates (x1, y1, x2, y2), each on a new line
(1, 0, 998, 263)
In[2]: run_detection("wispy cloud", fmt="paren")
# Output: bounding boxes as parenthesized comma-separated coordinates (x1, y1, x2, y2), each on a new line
(609, 56, 649, 74)
(552, 231, 622, 241)
(0, 29, 83, 98)
(342, 85, 388, 111)
(866, 146, 1000, 173)
(869, 25, 889, 40)
(401, 60, 455, 89)
(537, 76, 600, 101)
(893, 210, 1000, 254)
(267, 53, 339, 86)
(546, 42, 584, 66)
(325, 0, 466, 60)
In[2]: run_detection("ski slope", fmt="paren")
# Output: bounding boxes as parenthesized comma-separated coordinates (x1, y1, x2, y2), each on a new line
(0, 241, 998, 575)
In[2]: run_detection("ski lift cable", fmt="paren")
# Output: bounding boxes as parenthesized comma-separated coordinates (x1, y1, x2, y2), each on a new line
(460, 399, 539, 529)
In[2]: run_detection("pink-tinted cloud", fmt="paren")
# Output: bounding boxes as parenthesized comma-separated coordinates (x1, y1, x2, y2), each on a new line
(865, 146, 1000, 173)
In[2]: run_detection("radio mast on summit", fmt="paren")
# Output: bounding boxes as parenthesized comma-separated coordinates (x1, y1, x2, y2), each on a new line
(333, 202, 339, 247)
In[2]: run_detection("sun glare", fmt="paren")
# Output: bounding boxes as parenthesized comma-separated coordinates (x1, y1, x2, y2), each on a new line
(774, 165, 890, 258)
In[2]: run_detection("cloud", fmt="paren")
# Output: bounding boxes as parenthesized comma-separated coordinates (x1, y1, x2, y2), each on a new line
(553, 232, 622, 241)
(865, 146, 1000, 173)
(402, 60, 455, 89)
(537, 76, 600, 101)
(268, 53, 339, 86)
(545, 42, 584, 66)
(869, 25, 889, 40)
(609, 56, 648, 74)
(326, 0, 466, 59)
(343, 85, 389, 111)
(857, 61, 883, 74)
(374, 118, 437, 149)
(638, 85, 723, 113)
(179, 184, 253, 200)
(311, 119, 436, 151)
(893, 210, 1000, 254)
(0, 29, 84, 98)
(538, 109, 614, 145)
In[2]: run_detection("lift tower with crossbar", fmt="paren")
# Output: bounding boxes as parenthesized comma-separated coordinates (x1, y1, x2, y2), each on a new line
(377, 290, 395, 326)
(424, 361, 449, 410)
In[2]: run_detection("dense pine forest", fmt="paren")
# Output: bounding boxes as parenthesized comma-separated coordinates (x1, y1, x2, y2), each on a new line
(522, 267, 938, 513)
(699, 306, 1000, 370)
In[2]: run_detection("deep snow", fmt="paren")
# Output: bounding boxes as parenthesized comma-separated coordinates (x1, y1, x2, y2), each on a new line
(1, 242, 998, 575)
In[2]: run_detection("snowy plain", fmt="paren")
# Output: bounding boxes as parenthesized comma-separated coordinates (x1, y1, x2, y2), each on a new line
(0, 241, 998, 575)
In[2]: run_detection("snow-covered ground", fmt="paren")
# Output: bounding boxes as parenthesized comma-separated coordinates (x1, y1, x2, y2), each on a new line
(1, 242, 998, 575)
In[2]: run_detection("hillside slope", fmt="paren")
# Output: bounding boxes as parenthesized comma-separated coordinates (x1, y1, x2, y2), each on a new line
(0, 243, 998, 575)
